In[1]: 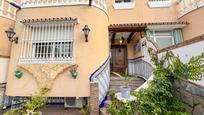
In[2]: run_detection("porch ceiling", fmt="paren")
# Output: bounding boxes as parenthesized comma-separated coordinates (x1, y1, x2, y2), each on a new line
(109, 21, 189, 32)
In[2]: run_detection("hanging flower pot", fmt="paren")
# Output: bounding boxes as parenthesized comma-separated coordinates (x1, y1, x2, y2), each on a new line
(71, 71, 79, 79)
(15, 70, 23, 79)
(69, 64, 79, 79)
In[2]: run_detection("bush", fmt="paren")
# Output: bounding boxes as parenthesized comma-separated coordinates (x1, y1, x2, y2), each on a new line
(135, 48, 204, 115)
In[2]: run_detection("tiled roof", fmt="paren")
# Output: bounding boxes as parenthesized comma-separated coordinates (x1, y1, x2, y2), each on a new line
(109, 21, 189, 28)
(20, 17, 78, 23)
(109, 21, 189, 32)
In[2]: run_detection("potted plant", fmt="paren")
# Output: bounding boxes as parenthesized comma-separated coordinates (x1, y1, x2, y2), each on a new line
(120, 69, 132, 98)
(112, 69, 135, 99)
(69, 64, 79, 79)
(15, 70, 23, 79)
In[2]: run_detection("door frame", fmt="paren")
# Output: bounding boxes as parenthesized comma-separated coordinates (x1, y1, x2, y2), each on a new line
(111, 44, 128, 73)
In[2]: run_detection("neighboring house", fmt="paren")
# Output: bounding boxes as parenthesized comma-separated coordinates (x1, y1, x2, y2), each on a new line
(0, 0, 204, 113)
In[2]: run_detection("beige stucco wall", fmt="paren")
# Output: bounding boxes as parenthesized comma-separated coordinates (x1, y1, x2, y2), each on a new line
(0, 17, 14, 56)
(6, 6, 109, 97)
(179, 7, 204, 40)
(0, 58, 9, 83)
(127, 33, 143, 59)
(108, 0, 178, 24)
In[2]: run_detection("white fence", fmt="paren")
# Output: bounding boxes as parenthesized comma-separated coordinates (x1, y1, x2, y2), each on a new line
(128, 58, 153, 80)
(21, 0, 107, 13)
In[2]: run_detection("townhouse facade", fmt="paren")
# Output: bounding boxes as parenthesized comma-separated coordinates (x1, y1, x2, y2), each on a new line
(0, 0, 204, 112)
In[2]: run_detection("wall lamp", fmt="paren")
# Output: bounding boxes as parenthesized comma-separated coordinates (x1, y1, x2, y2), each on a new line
(82, 25, 90, 42)
(5, 28, 18, 44)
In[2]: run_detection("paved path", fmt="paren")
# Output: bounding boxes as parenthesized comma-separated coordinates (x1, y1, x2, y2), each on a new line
(38, 105, 82, 115)
(1, 105, 82, 115)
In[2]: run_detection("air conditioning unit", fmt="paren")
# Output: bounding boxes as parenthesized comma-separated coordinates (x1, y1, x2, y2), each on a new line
(64, 97, 83, 108)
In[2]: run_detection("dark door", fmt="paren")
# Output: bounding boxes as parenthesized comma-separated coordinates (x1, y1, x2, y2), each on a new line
(111, 45, 127, 74)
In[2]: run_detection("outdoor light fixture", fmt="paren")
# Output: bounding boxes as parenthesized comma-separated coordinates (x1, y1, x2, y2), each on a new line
(82, 25, 90, 42)
(119, 36, 125, 45)
(5, 28, 18, 44)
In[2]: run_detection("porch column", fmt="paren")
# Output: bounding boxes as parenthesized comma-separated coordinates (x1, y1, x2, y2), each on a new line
(90, 82, 99, 115)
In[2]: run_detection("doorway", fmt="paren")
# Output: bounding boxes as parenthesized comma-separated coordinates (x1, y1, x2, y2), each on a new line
(111, 45, 127, 74)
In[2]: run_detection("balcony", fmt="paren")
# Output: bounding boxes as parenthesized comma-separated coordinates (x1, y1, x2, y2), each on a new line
(21, 0, 107, 13)
(0, 0, 18, 20)
(178, 0, 204, 17)
(148, 0, 171, 8)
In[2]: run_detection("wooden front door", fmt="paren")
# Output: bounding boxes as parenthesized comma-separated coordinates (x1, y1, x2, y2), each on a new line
(111, 45, 127, 74)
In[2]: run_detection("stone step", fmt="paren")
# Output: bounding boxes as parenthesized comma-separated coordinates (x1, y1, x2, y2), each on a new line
(110, 86, 140, 92)
(110, 80, 144, 86)
(110, 76, 144, 80)
(109, 77, 145, 92)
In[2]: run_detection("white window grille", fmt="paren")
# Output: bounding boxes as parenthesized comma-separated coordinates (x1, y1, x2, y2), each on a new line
(19, 18, 77, 64)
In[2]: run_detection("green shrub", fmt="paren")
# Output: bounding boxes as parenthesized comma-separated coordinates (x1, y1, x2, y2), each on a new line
(81, 105, 90, 115)
(107, 100, 137, 115)
(135, 48, 204, 115)
(4, 89, 49, 115)
(3, 108, 24, 115)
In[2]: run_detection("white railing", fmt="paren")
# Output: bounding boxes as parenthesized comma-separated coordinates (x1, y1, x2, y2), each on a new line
(128, 58, 153, 80)
(0, 0, 17, 20)
(148, 0, 171, 8)
(21, 0, 107, 13)
(90, 57, 110, 107)
(178, 0, 204, 17)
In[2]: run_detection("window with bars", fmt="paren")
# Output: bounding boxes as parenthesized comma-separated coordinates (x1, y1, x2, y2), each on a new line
(19, 21, 76, 64)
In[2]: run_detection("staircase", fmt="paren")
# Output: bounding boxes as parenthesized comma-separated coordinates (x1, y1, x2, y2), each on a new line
(110, 76, 145, 92)
(100, 76, 145, 115)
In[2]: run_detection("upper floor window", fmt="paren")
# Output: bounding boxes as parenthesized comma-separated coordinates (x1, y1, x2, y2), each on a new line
(148, 0, 171, 8)
(147, 29, 183, 48)
(19, 18, 78, 64)
(113, 0, 135, 9)
(115, 0, 132, 3)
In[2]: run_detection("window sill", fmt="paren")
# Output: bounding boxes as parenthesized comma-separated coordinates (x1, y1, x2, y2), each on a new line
(148, 1, 171, 8)
(113, 2, 135, 10)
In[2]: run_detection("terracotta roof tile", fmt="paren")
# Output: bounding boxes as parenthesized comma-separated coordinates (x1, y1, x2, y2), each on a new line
(20, 17, 78, 23)
(109, 21, 189, 28)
